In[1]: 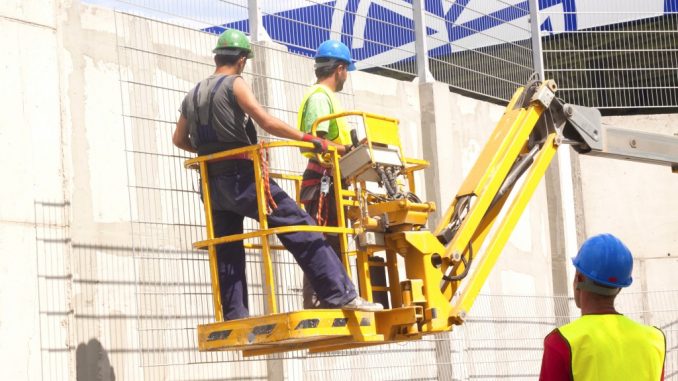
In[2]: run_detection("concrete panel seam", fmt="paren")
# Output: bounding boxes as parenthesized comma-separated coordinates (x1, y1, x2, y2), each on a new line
(0, 14, 56, 30)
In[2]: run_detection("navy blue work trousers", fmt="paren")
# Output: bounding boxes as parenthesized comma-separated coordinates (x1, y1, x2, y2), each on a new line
(204, 160, 356, 320)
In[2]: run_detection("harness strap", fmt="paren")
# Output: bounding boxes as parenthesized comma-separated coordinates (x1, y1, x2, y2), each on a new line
(258, 141, 278, 215)
(207, 75, 228, 130)
(305, 160, 326, 174)
(193, 75, 228, 146)
(193, 82, 202, 126)
(301, 179, 321, 187)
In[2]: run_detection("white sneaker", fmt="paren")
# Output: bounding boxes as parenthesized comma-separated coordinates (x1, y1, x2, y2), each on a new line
(341, 296, 384, 312)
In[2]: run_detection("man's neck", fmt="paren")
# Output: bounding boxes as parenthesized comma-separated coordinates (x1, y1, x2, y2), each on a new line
(214, 65, 239, 76)
(317, 78, 336, 92)
(580, 300, 618, 315)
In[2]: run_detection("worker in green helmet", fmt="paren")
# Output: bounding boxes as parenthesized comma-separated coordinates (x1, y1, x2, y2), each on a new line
(173, 29, 382, 320)
(539, 234, 665, 380)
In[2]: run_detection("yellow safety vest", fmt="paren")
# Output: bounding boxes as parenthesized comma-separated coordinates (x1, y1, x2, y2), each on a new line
(558, 314, 665, 381)
(297, 84, 352, 159)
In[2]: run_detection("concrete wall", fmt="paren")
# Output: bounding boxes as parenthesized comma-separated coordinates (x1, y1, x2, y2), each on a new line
(580, 114, 678, 320)
(1, 1, 62, 380)
(1, 1, 676, 380)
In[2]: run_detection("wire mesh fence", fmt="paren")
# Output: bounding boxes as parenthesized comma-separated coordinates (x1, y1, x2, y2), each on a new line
(541, 8, 678, 110)
(93, 0, 678, 111)
(425, 0, 536, 102)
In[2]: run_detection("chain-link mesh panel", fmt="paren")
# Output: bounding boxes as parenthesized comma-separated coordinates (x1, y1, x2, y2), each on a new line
(541, 8, 678, 111)
(97, 0, 678, 109)
(426, 0, 535, 102)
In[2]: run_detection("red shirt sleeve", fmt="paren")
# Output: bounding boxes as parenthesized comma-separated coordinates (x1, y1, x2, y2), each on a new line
(539, 329, 572, 381)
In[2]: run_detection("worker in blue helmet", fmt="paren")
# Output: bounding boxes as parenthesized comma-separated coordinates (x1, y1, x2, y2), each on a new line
(315, 39, 357, 71)
(296, 39, 369, 309)
(539, 234, 666, 381)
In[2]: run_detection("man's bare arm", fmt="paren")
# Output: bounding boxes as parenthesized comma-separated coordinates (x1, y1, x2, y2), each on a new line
(173, 115, 197, 153)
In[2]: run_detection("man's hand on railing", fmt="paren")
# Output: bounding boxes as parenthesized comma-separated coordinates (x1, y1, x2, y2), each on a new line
(302, 133, 329, 154)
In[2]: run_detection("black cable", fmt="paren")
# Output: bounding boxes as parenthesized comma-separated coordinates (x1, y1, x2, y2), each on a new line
(442, 243, 474, 282)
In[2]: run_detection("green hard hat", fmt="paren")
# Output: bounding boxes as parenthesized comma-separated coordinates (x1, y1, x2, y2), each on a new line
(213, 29, 254, 58)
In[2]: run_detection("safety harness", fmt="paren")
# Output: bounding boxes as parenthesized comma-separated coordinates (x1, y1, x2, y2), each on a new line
(193, 75, 277, 214)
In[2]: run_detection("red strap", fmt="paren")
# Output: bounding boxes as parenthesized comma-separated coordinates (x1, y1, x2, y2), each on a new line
(223, 153, 251, 160)
(301, 179, 321, 187)
(305, 160, 325, 174)
(258, 142, 278, 215)
(316, 192, 327, 226)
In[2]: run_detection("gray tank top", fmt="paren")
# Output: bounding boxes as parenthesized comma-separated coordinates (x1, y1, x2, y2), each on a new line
(181, 74, 257, 153)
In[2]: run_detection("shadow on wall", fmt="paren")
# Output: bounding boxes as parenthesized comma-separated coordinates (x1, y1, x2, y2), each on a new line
(76, 339, 116, 381)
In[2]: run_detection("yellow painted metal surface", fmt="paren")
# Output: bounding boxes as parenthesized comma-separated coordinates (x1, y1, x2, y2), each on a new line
(198, 307, 420, 356)
(403, 157, 429, 193)
(329, 148, 352, 274)
(441, 103, 543, 263)
(252, 152, 278, 315)
(452, 133, 559, 317)
(433, 86, 525, 238)
(198, 161, 224, 322)
(367, 200, 434, 227)
(390, 231, 453, 332)
(364, 114, 401, 149)
(193, 225, 353, 250)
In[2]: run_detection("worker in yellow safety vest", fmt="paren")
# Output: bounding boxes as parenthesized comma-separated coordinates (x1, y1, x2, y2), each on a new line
(297, 40, 360, 309)
(539, 233, 666, 380)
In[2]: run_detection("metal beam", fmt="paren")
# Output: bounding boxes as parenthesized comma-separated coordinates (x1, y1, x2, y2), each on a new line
(562, 104, 678, 169)
(587, 127, 678, 168)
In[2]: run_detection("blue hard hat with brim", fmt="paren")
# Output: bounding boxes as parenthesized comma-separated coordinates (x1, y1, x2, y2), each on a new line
(315, 40, 356, 71)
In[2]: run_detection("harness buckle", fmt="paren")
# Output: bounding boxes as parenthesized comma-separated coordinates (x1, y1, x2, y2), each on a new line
(320, 175, 331, 195)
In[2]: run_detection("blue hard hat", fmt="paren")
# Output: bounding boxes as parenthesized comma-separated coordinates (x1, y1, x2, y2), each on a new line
(572, 234, 633, 288)
(315, 40, 356, 71)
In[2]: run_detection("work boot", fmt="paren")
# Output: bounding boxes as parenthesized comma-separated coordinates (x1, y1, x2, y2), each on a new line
(341, 296, 384, 312)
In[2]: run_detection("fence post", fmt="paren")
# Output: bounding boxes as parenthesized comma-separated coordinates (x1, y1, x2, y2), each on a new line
(248, 0, 270, 42)
(528, 0, 545, 79)
(412, 0, 434, 83)
(529, 0, 580, 326)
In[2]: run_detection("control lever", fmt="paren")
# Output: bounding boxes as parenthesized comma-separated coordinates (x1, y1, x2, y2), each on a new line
(350, 129, 360, 147)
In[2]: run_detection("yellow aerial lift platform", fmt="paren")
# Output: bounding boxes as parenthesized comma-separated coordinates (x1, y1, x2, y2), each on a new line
(184, 79, 678, 357)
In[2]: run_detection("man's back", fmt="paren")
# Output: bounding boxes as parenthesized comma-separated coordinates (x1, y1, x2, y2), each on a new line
(554, 314, 665, 380)
(181, 74, 255, 150)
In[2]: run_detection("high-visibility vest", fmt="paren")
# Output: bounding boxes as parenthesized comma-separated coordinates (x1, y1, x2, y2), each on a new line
(558, 314, 665, 381)
(297, 84, 352, 159)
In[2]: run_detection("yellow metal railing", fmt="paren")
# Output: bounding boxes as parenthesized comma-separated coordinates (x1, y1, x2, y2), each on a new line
(185, 112, 429, 324)
(184, 141, 355, 322)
